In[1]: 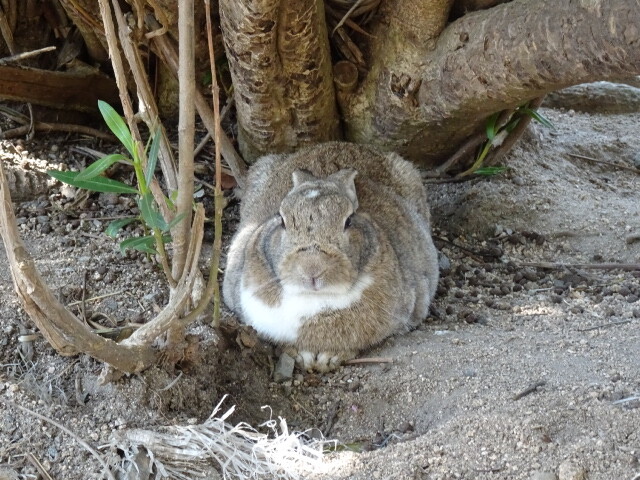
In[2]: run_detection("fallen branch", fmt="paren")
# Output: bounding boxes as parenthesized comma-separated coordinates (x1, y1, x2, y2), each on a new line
(0, 46, 56, 65)
(567, 152, 640, 175)
(0, 65, 119, 112)
(578, 319, 634, 332)
(8, 401, 115, 480)
(520, 262, 640, 271)
(512, 380, 546, 401)
(0, 122, 115, 141)
(345, 357, 393, 365)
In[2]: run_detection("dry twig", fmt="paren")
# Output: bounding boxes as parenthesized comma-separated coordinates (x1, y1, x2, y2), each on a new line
(512, 381, 546, 401)
(9, 401, 116, 480)
(520, 261, 640, 271)
(578, 319, 634, 332)
(567, 152, 640, 175)
(0, 122, 115, 141)
(0, 46, 56, 65)
(345, 356, 393, 365)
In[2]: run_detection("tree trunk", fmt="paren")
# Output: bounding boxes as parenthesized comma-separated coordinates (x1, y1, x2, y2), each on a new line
(219, 0, 340, 161)
(343, 0, 640, 164)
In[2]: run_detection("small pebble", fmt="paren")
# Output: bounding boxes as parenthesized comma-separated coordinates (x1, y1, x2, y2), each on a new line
(558, 460, 587, 480)
(274, 352, 295, 383)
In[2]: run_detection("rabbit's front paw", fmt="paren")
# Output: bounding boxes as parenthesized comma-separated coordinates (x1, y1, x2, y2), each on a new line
(296, 350, 354, 373)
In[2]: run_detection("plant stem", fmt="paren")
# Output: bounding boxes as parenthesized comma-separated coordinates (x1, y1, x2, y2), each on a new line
(204, 0, 224, 327)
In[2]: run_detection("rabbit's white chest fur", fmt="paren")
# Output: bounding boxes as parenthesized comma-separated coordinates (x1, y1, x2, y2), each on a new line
(240, 274, 373, 342)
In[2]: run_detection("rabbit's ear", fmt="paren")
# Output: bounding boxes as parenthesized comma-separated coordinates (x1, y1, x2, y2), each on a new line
(328, 169, 358, 210)
(292, 169, 317, 187)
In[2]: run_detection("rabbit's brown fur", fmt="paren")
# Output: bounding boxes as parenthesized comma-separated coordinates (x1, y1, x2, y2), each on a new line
(223, 142, 439, 371)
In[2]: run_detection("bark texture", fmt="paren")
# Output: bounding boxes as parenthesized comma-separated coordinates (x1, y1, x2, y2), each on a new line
(219, 0, 340, 161)
(344, 0, 640, 164)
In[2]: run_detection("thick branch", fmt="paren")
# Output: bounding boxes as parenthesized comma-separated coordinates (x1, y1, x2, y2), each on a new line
(219, 0, 340, 161)
(345, 0, 640, 164)
(172, 0, 196, 280)
(0, 159, 156, 371)
(0, 65, 119, 112)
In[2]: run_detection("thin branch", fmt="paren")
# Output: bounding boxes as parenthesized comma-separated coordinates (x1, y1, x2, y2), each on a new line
(0, 6, 16, 55)
(520, 261, 640, 271)
(345, 357, 393, 365)
(332, 0, 366, 35)
(8, 402, 116, 480)
(567, 153, 640, 175)
(578, 319, 634, 332)
(0, 46, 56, 65)
(171, 0, 196, 281)
(204, 0, 224, 326)
(25, 452, 54, 480)
(436, 108, 513, 175)
(485, 96, 546, 167)
(512, 381, 546, 401)
(97, 0, 143, 147)
(111, 1, 178, 191)
(146, 16, 247, 189)
(123, 205, 205, 346)
(0, 122, 115, 141)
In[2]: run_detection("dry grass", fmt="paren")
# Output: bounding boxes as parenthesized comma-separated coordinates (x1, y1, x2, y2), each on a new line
(108, 396, 330, 479)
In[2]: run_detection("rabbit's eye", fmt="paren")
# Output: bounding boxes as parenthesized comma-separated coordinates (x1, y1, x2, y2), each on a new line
(278, 214, 286, 229)
(344, 214, 353, 230)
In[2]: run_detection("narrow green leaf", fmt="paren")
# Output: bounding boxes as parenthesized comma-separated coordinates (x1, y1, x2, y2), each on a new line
(163, 212, 186, 233)
(119, 235, 157, 255)
(105, 218, 137, 238)
(48, 170, 138, 194)
(145, 129, 161, 186)
(485, 112, 500, 141)
(167, 190, 178, 210)
(75, 154, 128, 181)
(138, 192, 167, 231)
(521, 107, 555, 129)
(98, 100, 136, 157)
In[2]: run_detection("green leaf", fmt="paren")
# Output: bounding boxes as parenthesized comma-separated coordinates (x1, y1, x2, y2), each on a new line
(475, 166, 507, 176)
(48, 170, 138, 194)
(521, 107, 555, 129)
(163, 212, 186, 233)
(119, 235, 157, 255)
(485, 112, 500, 141)
(138, 192, 167, 231)
(167, 190, 178, 209)
(145, 129, 161, 187)
(98, 100, 136, 158)
(504, 117, 521, 133)
(75, 154, 128, 181)
(105, 218, 137, 238)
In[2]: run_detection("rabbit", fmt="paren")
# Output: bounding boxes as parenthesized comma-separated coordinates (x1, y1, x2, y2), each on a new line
(223, 142, 439, 372)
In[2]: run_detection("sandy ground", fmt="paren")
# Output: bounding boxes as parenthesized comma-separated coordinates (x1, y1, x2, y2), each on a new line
(0, 102, 639, 480)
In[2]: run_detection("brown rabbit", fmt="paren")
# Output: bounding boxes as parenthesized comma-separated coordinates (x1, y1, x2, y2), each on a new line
(223, 142, 439, 372)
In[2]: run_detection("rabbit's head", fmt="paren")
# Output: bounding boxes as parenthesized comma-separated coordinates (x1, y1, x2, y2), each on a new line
(269, 168, 373, 295)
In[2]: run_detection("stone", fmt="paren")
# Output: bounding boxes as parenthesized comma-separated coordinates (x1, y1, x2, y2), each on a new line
(558, 460, 587, 480)
(544, 81, 640, 114)
(274, 352, 295, 383)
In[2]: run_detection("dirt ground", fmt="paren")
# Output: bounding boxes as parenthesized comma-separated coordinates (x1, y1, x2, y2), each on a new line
(0, 97, 639, 480)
